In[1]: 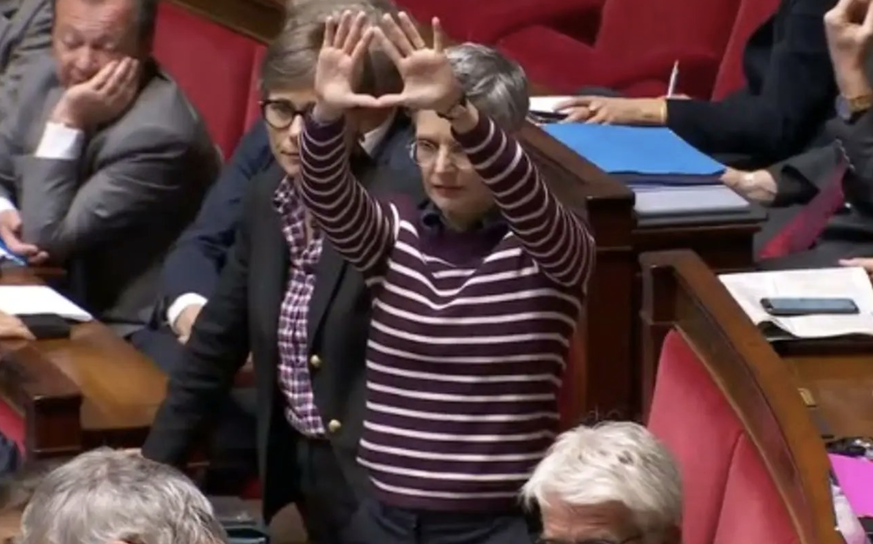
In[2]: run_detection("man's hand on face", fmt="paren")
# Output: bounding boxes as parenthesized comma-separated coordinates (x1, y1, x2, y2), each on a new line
(51, 57, 141, 130)
(0, 210, 48, 265)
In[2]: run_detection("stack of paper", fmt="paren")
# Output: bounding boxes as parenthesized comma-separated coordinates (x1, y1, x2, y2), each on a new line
(719, 267, 873, 339)
(0, 285, 92, 322)
(542, 123, 726, 186)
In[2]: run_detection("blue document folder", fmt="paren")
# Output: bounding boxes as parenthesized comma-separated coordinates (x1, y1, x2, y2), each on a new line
(543, 124, 725, 185)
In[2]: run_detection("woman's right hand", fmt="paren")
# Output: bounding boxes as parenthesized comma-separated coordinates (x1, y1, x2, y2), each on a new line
(313, 11, 382, 123)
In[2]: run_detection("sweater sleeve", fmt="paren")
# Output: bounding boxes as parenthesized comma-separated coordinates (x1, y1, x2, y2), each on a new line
(298, 114, 397, 284)
(666, 0, 835, 162)
(454, 115, 595, 291)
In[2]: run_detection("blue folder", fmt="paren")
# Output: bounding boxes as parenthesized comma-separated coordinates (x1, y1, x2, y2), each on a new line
(543, 124, 725, 186)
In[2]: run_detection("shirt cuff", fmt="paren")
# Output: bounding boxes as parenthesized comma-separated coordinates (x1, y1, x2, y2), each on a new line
(35, 122, 85, 160)
(0, 198, 17, 213)
(167, 293, 208, 330)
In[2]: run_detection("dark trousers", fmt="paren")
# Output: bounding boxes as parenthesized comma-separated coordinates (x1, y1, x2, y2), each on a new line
(129, 325, 258, 488)
(342, 499, 538, 544)
(293, 437, 361, 544)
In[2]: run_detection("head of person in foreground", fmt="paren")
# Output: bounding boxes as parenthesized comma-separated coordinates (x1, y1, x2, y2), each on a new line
(522, 422, 683, 544)
(18, 448, 225, 544)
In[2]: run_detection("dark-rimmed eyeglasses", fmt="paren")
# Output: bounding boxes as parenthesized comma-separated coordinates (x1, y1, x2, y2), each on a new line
(260, 99, 313, 130)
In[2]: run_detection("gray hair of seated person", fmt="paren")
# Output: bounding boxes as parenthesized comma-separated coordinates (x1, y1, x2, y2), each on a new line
(53, 0, 159, 44)
(19, 449, 226, 544)
(445, 43, 530, 131)
(261, 0, 403, 100)
(521, 421, 682, 541)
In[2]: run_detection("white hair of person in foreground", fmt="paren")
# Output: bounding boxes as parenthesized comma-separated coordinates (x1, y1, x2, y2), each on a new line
(522, 421, 683, 544)
(19, 448, 226, 544)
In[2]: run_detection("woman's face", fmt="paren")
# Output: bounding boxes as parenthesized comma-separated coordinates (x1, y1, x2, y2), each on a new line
(262, 88, 318, 177)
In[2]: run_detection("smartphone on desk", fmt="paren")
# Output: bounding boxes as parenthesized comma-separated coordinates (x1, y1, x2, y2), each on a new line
(761, 297, 860, 316)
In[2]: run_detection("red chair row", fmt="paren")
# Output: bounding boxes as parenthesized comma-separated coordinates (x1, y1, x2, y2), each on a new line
(396, 0, 780, 98)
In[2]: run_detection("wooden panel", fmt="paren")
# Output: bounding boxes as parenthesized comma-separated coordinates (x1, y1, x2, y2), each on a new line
(0, 268, 167, 455)
(639, 249, 840, 544)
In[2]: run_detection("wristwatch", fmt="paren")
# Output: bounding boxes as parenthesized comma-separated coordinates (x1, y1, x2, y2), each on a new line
(436, 93, 469, 121)
(836, 94, 873, 123)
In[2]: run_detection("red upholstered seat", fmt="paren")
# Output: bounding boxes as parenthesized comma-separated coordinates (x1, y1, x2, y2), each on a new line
(495, 0, 741, 97)
(647, 331, 798, 544)
(710, 0, 781, 100)
(0, 399, 24, 455)
(153, 2, 261, 159)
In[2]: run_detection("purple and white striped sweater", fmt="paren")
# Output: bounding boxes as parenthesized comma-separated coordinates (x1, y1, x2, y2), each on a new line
(298, 111, 595, 511)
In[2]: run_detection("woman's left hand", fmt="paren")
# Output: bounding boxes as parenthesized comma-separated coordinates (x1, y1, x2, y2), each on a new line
(374, 13, 463, 114)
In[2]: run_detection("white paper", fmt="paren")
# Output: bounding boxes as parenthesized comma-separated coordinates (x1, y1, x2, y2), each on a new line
(529, 96, 576, 114)
(719, 267, 873, 338)
(0, 285, 92, 322)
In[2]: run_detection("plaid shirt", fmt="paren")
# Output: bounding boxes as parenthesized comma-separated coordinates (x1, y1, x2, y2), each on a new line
(273, 176, 325, 437)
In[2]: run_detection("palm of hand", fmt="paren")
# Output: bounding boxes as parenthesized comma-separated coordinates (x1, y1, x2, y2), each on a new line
(316, 47, 361, 107)
(396, 51, 457, 110)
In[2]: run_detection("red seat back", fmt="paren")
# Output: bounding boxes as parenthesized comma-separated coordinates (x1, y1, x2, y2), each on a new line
(710, 0, 781, 99)
(594, 0, 740, 67)
(648, 331, 798, 544)
(153, 2, 261, 159)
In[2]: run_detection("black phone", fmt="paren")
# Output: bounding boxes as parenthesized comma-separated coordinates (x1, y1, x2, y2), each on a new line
(760, 297, 860, 316)
(527, 110, 567, 124)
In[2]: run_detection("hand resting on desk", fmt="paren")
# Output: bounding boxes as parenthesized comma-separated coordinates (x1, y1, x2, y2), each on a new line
(0, 311, 34, 340)
(840, 258, 873, 281)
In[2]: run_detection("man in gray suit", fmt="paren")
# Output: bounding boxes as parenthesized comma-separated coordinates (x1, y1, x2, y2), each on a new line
(0, 0, 51, 121)
(0, 0, 217, 336)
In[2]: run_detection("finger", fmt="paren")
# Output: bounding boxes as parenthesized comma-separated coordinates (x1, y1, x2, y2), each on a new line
(343, 12, 367, 55)
(346, 92, 385, 109)
(28, 251, 49, 266)
(561, 107, 590, 123)
(398, 12, 426, 50)
(554, 97, 591, 111)
(586, 108, 610, 124)
(863, 0, 873, 32)
(323, 15, 336, 48)
(382, 13, 414, 56)
(374, 27, 404, 65)
(334, 10, 353, 48)
(90, 60, 118, 90)
(373, 93, 406, 108)
(351, 27, 376, 65)
(432, 17, 445, 53)
(102, 58, 130, 96)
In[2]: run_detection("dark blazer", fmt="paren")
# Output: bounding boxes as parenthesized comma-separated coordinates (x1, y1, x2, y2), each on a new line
(142, 128, 421, 523)
(667, 0, 837, 167)
(159, 115, 417, 310)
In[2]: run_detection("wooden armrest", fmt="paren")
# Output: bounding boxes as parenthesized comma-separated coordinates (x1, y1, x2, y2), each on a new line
(0, 344, 83, 458)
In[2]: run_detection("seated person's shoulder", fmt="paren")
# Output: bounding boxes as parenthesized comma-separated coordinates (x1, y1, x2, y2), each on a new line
(111, 62, 213, 148)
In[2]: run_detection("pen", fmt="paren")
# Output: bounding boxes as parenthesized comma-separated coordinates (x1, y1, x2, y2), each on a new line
(667, 60, 679, 98)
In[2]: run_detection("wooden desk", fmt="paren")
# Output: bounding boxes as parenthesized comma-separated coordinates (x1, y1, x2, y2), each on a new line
(0, 268, 167, 457)
(639, 249, 841, 544)
(164, 0, 763, 421)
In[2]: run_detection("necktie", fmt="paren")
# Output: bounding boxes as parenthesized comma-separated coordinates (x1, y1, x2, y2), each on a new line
(758, 159, 848, 260)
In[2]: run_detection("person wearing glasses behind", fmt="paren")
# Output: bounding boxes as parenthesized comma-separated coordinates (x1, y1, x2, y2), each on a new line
(522, 422, 683, 544)
(139, 3, 423, 543)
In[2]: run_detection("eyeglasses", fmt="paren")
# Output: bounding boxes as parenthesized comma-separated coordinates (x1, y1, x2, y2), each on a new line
(536, 534, 643, 544)
(409, 140, 473, 171)
(260, 99, 313, 130)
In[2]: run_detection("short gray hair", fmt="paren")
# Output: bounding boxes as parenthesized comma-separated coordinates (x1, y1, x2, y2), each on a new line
(521, 422, 682, 540)
(446, 43, 529, 130)
(20, 449, 225, 544)
(54, 0, 158, 44)
(261, 0, 402, 99)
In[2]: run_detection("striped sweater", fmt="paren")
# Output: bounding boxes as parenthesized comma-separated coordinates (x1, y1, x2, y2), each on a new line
(298, 111, 595, 511)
